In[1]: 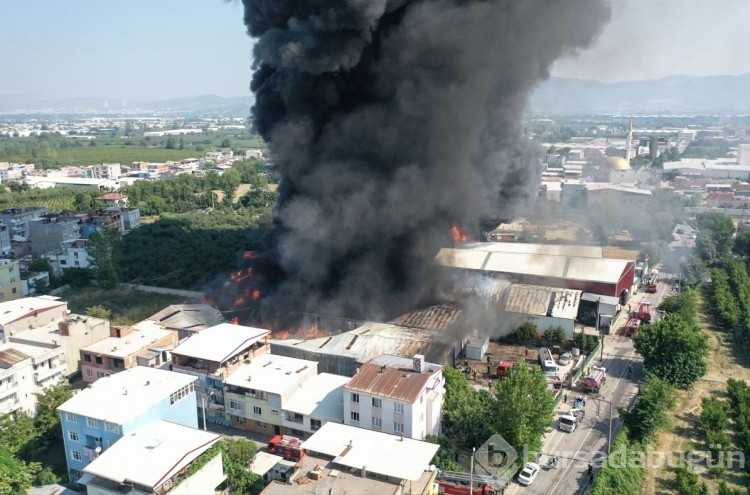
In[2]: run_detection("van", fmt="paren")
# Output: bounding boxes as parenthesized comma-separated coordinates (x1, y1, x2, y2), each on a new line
(559, 414, 578, 433)
(543, 360, 559, 376)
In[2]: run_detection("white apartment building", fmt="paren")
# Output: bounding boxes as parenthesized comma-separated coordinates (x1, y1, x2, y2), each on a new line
(0, 339, 65, 416)
(280, 372, 349, 439)
(343, 354, 445, 440)
(44, 238, 91, 276)
(85, 163, 121, 180)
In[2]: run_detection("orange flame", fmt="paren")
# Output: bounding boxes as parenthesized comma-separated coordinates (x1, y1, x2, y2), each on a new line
(229, 267, 253, 283)
(251, 289, 261, 300)
(229, 317, 239, 325)
(242, 251, 261, 260)
(451, 224, 470, 243)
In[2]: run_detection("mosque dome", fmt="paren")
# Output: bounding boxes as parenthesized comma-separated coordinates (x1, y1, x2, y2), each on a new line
(606, 156, 631, 171)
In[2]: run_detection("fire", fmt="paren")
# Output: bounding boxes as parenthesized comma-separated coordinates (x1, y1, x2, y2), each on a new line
(451, 224, 470, 243)
(229, 267, 253, 283)
(242, 251, 261, 260)
(251, 290, 261, 300)
(273, 330, 291, 340)
(229, 317, 239, 325)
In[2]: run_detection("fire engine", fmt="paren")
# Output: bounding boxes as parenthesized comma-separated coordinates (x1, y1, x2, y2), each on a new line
(436, 471, 501, 495)
(646, 272, 659, 293)
(637, 302, 652, 324)
(496, 361, 513, 378)
(625, 317, 641, 337)
(267, 435, 306, 462)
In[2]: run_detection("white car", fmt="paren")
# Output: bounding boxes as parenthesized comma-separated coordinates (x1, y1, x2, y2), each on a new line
(558, 352, 572, 366)
(517, 462, 540, 486)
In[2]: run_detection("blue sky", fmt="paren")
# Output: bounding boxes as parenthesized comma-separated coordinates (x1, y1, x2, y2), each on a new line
(1, 0, 749, 101)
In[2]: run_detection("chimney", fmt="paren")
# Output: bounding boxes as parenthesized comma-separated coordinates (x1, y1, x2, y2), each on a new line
(413, 354, 425, 373)
(380, 365, 386, 374)
(59, 321, 70, 336)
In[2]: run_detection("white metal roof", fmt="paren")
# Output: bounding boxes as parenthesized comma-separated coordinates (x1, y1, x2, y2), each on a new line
(434, 248, 489, 270)
(301, 422, 439, 481)
(82, 420, 220, 489)
(223, 354, 317, 394)
(57, 367, 196, 424)
(170, 323, 270, 363)
(282, 373, 349, 421)
(250, 451, 284, 476)
(502, 284, 581, 320)
(81, 327, 176, 359)
(461, 242, 602, 258)
(0, 296, 66, 326)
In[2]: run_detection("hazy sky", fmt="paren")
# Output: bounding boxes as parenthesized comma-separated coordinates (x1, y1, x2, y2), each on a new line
(2, 0, 749, 101)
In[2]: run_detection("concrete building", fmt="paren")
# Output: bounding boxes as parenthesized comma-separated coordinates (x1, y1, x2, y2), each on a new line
(343, 354, 444, 440)
(87, 208, 123, 234)
(280, 372, 349, 439)
(0, 223, 10, 255)
(0, 339, 66, 417)
(223, 354, 318, 436)
(79, 420, 224, 495)
(663, 158, 750, 179)
(44, 238, 92, 276)
(260, 422, 439, 495)
(120, 207, 141, 232)
(58, 366, 198, 482)
(170, 323, 271, 428)
(145, 304, 225, 341)
(85, 163, 121, 180)
(0, 206, 49, 240)
(6, 313, 110, 376)
(79, 321, 178, 383)
(739, 144, 750, 167)
(24, 176, 121, 191)
(0, 296, 70, 337)
(0, 259, 22, 301)
(585, 183, 652, 210)
(28, 215, 81, 257)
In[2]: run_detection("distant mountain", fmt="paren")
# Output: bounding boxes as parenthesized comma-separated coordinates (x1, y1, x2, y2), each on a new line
(0, 94, 254, 116)
(529, 74, 750, 114)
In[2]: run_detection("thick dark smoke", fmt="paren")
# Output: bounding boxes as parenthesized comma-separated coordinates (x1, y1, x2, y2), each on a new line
(242, 0, 611, 321)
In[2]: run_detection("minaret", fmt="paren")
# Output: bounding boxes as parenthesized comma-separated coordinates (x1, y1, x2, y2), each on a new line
(625, 119, 633, 163)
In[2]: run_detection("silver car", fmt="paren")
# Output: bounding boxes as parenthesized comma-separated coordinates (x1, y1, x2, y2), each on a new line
(517, 462, 540, 486)
(558, 352, 572, 366)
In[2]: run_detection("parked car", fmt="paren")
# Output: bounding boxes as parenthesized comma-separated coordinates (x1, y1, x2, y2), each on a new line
(558, 352, 572, 366)
(517, 462, 540, 486)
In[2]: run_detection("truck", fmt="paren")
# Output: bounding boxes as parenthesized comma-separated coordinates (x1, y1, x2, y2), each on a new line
(625, 317, 641, 337)
(547, 375, 562, 397)
(437, 471, 499, 495)
(558, 407, 585, 433)
(638, 302, 652, 324)
(267, 435, 306, 462)
(496, 360, 513, 378)
(646, 272, 659, 293)
(583, 367, 606, 393)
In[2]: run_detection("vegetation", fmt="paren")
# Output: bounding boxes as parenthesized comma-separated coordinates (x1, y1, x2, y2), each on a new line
(87, 228, 124, 289)
(218, 439, 265, 494)
(694, 211, 735, 264)
(61, 287, 184, 325)
(514, 321, 538, 341)
(621, 374, 676, 443)
(590, 431, 644, 495)
(573, 332, 599, 353)
(543, 326, 566, 344)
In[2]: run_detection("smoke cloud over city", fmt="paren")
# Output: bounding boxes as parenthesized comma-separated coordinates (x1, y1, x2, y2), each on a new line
(241, 0, 611, 321)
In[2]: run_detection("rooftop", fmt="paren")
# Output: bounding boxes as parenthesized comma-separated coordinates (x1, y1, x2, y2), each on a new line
(493, 284, 581, 320)
(250, 451, 285, 477)
(460, 241, 602, 258)
(301, 422, 439, 481)
(223, 354, 317, 395)
(664, 158, 750, 172)
(171, 323, 270, 363)
(282, 373, 349, 421)
(0, 340, 58, 367)
(146, 304, 225, 332)
(57, 367, 196, 424)
(82, 420, 220, 489)
(81, 325, 176, 358)
(345, 354, 442, 403)
(0, 295, 66, 327)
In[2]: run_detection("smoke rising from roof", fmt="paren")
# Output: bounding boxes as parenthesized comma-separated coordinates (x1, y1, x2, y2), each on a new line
(242, 0, 611, 321)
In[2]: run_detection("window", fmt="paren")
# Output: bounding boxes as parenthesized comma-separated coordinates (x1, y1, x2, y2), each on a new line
(256, 421, 267, 428)
(86, 417, 98, 428)
(104, 422, 119, 433)
(350, 412, 359, 422)
(229, 399, 242, 411)
(96, 372, 106, 378)
(372, 398, 382, 408)
(68, 431, 79, 442)
(372, 417, 382, 428)
(253, 406, 262, 415)
(66, 412, 77, 422)
(85, 369, 92, 377)
(420, 394, 424, 404)
(351, 393, 359, 403)
(11, 288, 16, 294)
(71, 469, 83, 481)
(83, 354, 91, 363)
(234, 416, 245, 425)
(394, 422, 404, 433)
(271, 409, 280, 415)
(71, 450, 82, 461)
(95, 356, 103, 365)
(169, 383, 195, 405)
(394, 403, 404, 414)
(311, 419, 322, 431)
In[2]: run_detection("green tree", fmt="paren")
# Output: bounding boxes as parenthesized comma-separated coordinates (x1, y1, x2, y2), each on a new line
(219, 439, 265, 494)
(658, 289, 698, 326)
(165, 137, 176, 149)
(732, 231, 750, 258)
(0, 446, 36, 495)
(442, 367, 495, 449)
(674, 465, 709, 495)
(8, 181, 29, 193)
(87, 228, 123, 289)
(493, 361, 555, 458)
(32, 381, 74, 451)
(85, 305, 112, 320)
(622, 374, 675, 443)
(425, 435, 463, 472)
(515, 321, 538, 341)
(695, 211, 735, 259)
(28, 258, 52, 274)
(220, 169, 241, 206)
(543, 326, 566, 344)
(590, 431, 644, 495)
(632, 314, 708, 389)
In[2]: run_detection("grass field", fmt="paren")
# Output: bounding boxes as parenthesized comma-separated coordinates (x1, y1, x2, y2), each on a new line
(60, 287, 185, 325)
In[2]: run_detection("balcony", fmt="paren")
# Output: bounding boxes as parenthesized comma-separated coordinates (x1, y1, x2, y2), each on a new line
(285, 414, 304, 424)
(34, 365, 62, 382)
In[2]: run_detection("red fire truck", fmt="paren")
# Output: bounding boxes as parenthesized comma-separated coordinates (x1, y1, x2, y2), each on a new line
(496, 361, 513, 378)
(646, 272, 659, 293)
(267, 435, 306, 462)
(625, 318, 641, 337)
(436, 471, 500, 495)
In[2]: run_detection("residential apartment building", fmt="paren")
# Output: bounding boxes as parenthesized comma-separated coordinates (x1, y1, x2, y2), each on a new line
(87, 208, 123, 234)
(0, 295, 69, 337)
(44, 238, 91, 276)
(343, 354, 445, 440)
(79, 420, 225, 495)
(58, 366, 198, 482)
(0, 259, 22, 301)
(170, 323, 270, 428)
(0, 206, 49, 239)
(28, 214, 81, 257)
(0, 223, 10, 255)
(120, 207, 141, 232)
(79, 321, 178, 383)
(0, 339, 65, 417)
(280, 372, 349, 439)
(85, 163, 121, 180)
(223, 354, 318, 436)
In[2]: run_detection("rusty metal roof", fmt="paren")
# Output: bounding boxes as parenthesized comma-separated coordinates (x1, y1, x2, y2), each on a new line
(388, 304, 462, 330)
(0, 347, 31, 367)
(345, 359, 440, 403)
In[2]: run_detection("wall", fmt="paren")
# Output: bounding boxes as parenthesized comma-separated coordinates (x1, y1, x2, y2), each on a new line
(170, 452, 225, 495)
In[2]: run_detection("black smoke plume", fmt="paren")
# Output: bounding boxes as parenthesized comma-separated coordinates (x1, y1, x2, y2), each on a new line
(242, 0, 611, 321)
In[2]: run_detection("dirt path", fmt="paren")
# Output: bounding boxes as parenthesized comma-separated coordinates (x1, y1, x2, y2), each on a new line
(642, 295, 750, 494)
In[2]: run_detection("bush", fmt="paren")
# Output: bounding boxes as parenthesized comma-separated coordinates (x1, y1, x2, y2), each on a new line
(61, 268, 94, 288)
(543, 326, 566, 344)
(573, 333, 598, 353)
(515, 321, 538, 341)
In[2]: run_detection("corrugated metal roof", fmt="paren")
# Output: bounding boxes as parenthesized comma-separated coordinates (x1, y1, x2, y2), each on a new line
(0, 347, 31, 366)
(501, 284, 581, 320)
(147, 304, 225, 330)
(434, 248, 489, 270)
(565, 258, 630, 284)
(345, 361, 438, 403)
(389, 304, 462, 330)
(462, 242, 603, 258)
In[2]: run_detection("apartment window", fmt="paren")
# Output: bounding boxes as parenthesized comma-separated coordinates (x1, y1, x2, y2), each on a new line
(394, 422, 404, 433)
(66, 412, 77, 422)
(394, 403, 404, 414)
(86, 417, 98, 428)
(271, 409, 280, 415)
(372, 417, 382, 428)
(234, 416, 245, 425)
(95, 356, 103, 365)
(169, 383, 195, 405)
(11, 288, 16, 294)
(85, 369, 92, 377)
(104, 422, 119, 433)
(10, 278, 15, 283)
(71, 450, 83, 461)
(253, 406, 262, 415)
(350, 393, 359, 403)
(350, 412, 359, 422)
(372, 398, 382, 408)
(68, 431, 79, 442)
(420, 394, 424, 404)
(71, 469, 83, 481)
(256, 421, 267, 429)
(229, 399, 242, 411)
(96, 372, 106, 378)
(83, 354, 91, 363)
(311, 419, 322, 431)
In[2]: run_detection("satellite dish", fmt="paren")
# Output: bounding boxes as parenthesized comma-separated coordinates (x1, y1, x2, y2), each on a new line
(95, 446, 102, 453)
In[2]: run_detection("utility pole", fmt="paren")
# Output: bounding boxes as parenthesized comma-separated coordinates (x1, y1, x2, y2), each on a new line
(595, 397, 614, 453)
(470, 447, 476, 495)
